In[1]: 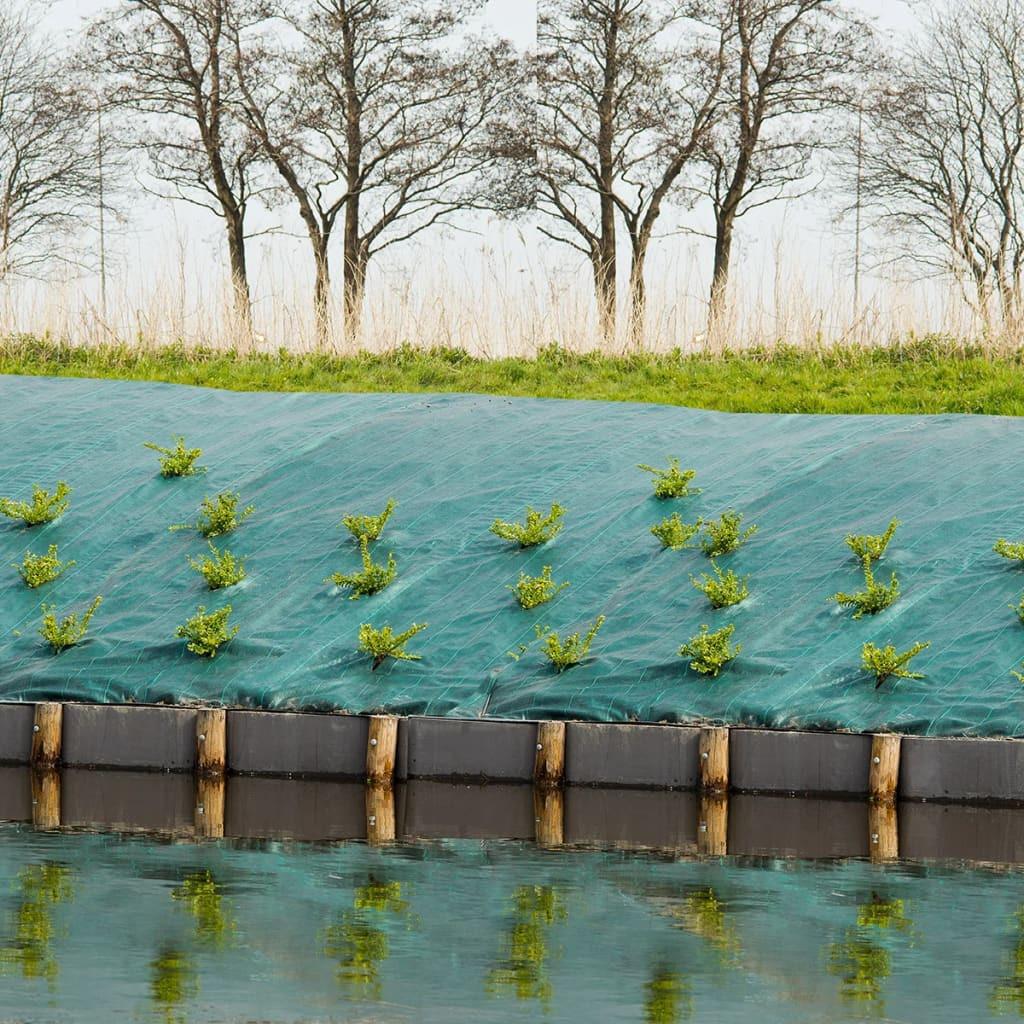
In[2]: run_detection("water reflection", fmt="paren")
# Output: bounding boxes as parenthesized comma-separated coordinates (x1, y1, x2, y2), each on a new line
(643, 965, 692, 1023)
(991, 909, 1024, 1014)
(0, 863, 73, 986)
(171, 869, 236, 947)
(149, 946, 197, 1024)
(671, 888, 740, 964)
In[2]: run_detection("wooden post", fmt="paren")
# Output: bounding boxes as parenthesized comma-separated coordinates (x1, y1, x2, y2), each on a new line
(868, 800, 898, 862)
(534, 786, 564, 848)
(196, 709, 227, 777)
(31, 703, 62, 769)
(869, 733, 901, 803)
(366, 715, 399, 784)
(697, 794, 728, 856)
(366, 784, 396, 845)
(534, 721, 566, 789)
(699, 726, 729, 793)
(30, 769, 60, 830)
(195, 775, 225, 839)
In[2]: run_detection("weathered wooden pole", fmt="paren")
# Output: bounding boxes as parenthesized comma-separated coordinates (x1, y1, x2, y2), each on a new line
(366, 783, 397, 844)
(534, 786, 564, 848)
(195, 775, 225, 839)
(534, 721, 566, 788)
(697, 794, 728, 856)
(30, 769, 61, 830)
(868, 734, 901, 803)
(31, 703, 63, 769)
(366, 715, 399, 785)
(196, 709, 227, 776)
(699, 726, 729, 793)
(868, 800, 899, 862)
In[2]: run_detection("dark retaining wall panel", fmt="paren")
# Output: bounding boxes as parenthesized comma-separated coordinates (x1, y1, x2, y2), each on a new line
(62, 769, 194, 832)
(729, 794, 869, 859)
(397, 717, 536, 781)
(900, 801, 1024, 863)
(0, 766, 31, 821)
(565, 723, 699, 789)
(63, 704, 197, 770)
(399, 780, 534, 839)
(565, 787, 697, 849)
(227, 710, 368, 777)
(731, 729, 871, 795)
(901, 737, 1024, 803)
(0, 704, 32, 765)
(226, 777, 365, 840)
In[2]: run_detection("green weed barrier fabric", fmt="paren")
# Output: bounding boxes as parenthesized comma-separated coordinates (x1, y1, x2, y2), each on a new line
(2, 373, 1024, 735)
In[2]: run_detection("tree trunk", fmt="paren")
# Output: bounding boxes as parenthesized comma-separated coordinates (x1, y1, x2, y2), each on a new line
(709, 210, 735, 325)
(627, 240, 647, 348)
(593, 245, 616, 347)
(313, 237, 332, 350)
(342, 189, 364, 346)
(225, 214, 252, 345)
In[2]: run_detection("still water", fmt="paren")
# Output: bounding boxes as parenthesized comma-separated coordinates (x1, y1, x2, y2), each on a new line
(0, 824, 1019, 1023)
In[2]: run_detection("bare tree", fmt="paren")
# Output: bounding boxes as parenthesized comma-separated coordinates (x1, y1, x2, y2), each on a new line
(534, 0, 728, 346)
(0, 5, 104, 281)
(852, 0, 1024, 329)
(230, 0, 518, 349)
(89, 0, 269, 335)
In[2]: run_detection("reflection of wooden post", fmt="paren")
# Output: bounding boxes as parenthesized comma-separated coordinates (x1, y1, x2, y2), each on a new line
(367, 716, 399, 784)
(534, 786, 564, 848)
(31, 769, 60, 830)
(869, 734, 901, 803)
(869, 800, 898, 862)
(534, 722, 566, 788)
(195, 775, 225, 839)
(366, 784, 396, 844)
(31, 703, 63, 769)
(697, 794, 728, 856)
(196, 709, 227, 776)
(699, 726, 729, 793)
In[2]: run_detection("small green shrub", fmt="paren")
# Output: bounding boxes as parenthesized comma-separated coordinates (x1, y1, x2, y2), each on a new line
(861, 640, 930, 689)
(358, 621, 428, 669)
(995, 538, 1024, 564)
(1012, 595, 1024, 624)
(691, 563, 750, 609)
(535, 615, 605, 671)
(327, 537, 397, 599)
(0, 481, 71, 526)
(172, 491, 254, 537)
(491, 503, 566, 548)
(39, 595, 102, 653)
(830, 559, 899, 619)
(15, 545, 75, 588)
(509, 565, 569, 609)
(144, 436, 204, 477)
(1013, 662, 1024, 684)
(638, 458, 700, 499)
(700, 510, 757, 557)
(650, 513, 703, 551)
(678, 623, 741, 676)
(176, 604, 238, 657)
(846, 519, 900, 561)
(341, 499, 397, 542)
(188, 542, 247, 589)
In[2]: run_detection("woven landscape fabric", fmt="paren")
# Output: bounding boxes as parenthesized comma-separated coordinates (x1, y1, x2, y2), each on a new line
(1, 374, 1023, 736)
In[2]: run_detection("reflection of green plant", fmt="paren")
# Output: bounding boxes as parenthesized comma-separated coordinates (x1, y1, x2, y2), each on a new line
(15, 544, 74, 588)
(644, 966, 692, 1023)
(0, 863, 73, 986)
(0, 481, 70, 526)
(651, 513, 703, 551)
(353, 879, 409, 916)
(991, 909, 1024, 1013)
(828, 937, 890, 1012)
(171, 870, 235, 947)
(856, 896, 910, 931)
(150, 946, 198, 1024)
(487, 885, 567, 1006)
(672, 889, 740, 962)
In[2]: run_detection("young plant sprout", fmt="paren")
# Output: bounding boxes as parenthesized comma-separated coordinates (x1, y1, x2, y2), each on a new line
(341, 499, 397, 542)
(1013, 662, 1024, 684)
(0, 481, 71, 526)
(172, 491, 254, 537)
(491, 503, 566, 548)
(700, 510, 757, 557)
(691, 563, 750, 609)
(15, 545, 75, 588)
(144, 436, 204, 477)
(846, 519, 900, 561)
(678, 623, 741, 676)
(176, 604, 238, 657)
(326, 536, 397, 599)
(535, 615, 605, 671)
(509, 565, 569, 609)
(188, 542, 247, 589)
(1012, 595, 1024, 624)
(861, 640, 930, 689)
(638, 458, 700, 499)
(358, 622, 428, 669)
(651, 513, 703, 551)
(39, 595, 102, 653)
(995, 539, 1024, 564)
(830, 558, 899, 619)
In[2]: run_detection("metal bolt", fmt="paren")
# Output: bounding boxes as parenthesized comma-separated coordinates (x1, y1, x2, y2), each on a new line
(871, 833, 879, 844)
(701, 751, 709, 759)
(872, 756, 880, 764)
(32, 725, 39, 733)
(197, 804, 205, 815)
(699, 822, 708, 833)
(536, 743, 543, 751)
(370, 738, 378, 747)
(368, 815, 376, 826)
(198, 733, 206, 743)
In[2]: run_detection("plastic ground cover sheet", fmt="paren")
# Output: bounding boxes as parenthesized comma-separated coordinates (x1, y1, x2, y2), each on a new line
(1, 374, 1024, 736)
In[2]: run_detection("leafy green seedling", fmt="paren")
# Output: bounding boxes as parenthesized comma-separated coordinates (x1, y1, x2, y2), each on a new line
(651, 513, 703, 551)
(995, 539, 1024, 564)
(1012, 595, 1024, 624)
(144, 437, 204, 477)
(691, 563, 750, 609)
(342, 499, 397, 543)
(861, 640, 930, 689)
(172, 492, 254, 537)
(509, 565, 569, 609)
(491, 503, 566, 548)
(535, 615, 605, 671)
(638, 458, 701, 499)
(846, 519, 900, 561)
(14, 545, 75, 588)
(679, 623, 741, 676)
(0, 481, 71, 526)
(176, 604, 238, 657)
(358, 621, 428, 669)
(188, 542, 247, 589)
(327, 537, 397, 599)
(39, 595, 102, 653)
(1013, 662, 1024, 684)
(701, 510, 757, 557)
(830, 559, 899, 619)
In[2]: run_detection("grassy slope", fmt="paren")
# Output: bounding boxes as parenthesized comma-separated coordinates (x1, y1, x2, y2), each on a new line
(2, 335, 1024, 414)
